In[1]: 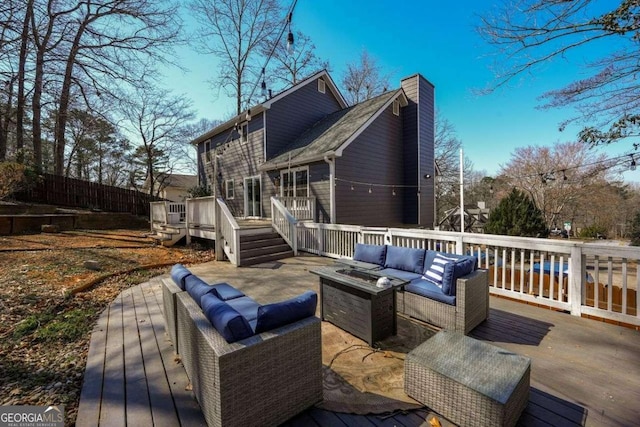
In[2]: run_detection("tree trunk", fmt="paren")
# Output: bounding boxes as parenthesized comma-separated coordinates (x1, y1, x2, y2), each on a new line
(16, 0, 34, 164)
(54, 23, 86, 175)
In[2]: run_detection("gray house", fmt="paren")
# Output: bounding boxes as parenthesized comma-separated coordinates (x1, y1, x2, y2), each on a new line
(192, 70, 435, 227)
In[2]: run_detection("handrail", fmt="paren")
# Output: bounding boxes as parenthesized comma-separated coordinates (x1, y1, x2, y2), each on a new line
(270, 197, 298, 255)
(274, 196, 316, 221)
(215, 198, 241, 266)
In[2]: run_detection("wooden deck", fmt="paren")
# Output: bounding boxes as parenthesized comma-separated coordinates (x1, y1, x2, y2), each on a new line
(76, 256, 640, 427)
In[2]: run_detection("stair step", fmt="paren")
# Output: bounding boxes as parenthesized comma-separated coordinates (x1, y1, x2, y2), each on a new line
(240, 250, 294, 266)
(240, 237, 288, 250)
(240, 232, 280, 242)
(240, 243, 292, 258)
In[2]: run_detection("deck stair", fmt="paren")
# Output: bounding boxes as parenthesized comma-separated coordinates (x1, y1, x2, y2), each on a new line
(239, 230, 293, 266)
(150, 223, 186, 247)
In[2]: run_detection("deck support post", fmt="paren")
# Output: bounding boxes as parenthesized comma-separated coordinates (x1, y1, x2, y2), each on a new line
(569, 244, 585, 316)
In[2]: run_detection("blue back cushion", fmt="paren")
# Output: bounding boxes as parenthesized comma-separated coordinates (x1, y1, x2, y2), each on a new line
(423, 253, 458, 288)
(211, 282, 245, 301)
(201, 293, 254, 343)
(184, 275, 214, 306)
(353, 243, 387, 265)
(255, 291, 317, 334)
(384, 246, 426, 274)
(170, 264, 192, 290)
(441, 256, 476, 296)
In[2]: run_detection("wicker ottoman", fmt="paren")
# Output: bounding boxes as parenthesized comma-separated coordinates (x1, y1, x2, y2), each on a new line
(405, 331, 530, 427)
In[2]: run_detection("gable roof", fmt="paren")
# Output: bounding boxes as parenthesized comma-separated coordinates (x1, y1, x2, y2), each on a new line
(259, 89, 407, 171)
(190, 70, 346, 146)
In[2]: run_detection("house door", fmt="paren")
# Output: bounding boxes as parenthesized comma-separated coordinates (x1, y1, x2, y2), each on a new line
(244, 176, 261, 218)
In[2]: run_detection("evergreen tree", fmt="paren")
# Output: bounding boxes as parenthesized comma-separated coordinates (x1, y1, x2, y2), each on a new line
(485, 188, 548, 237)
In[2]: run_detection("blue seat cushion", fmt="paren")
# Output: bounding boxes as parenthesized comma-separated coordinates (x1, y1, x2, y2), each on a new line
(378, 268, 422, 282)
(353, 243, 387, 265)
(201, 293, 254, 343)
(255, 291, 317, 334)
(405, 279, 456, 306)
(384, 246, 425, 274)
(211, 282, 245, 301)
(226, 296, 261, 323)
(170, 264, 192, 290)
(184, 275, 215, 306)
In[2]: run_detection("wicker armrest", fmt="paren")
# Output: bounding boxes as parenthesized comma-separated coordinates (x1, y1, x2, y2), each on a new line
(160, 276, 184, 354)
(176, 292, 322, 427)
(456, 269, 489, 334)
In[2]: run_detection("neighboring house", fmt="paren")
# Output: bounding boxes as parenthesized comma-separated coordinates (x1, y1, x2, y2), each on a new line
(147, 173, 198, 202)
(191, 70, 435, 227)
(438, 202, 491, 233)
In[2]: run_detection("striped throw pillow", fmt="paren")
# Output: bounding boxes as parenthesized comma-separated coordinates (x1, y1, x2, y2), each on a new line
(422, 253, 457, 287)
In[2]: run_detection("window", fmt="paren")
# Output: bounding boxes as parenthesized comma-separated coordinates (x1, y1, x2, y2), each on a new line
(393, 99, 400, 116)
(240, 122, 248, 144)
(225, 179, 235, 199)
(205, 140, 211, 163)
(280, 167, 309, 198)
(318, 79, 326, 94)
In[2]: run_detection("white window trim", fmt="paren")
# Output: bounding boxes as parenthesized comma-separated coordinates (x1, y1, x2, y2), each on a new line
(279, 166, 310, 198)
(393, 99, 400, 116)
(318, 79, 326, 94)
(240, 122, 248, 144)
(225, 179, 235, 199)
(205, 141, 211, 163)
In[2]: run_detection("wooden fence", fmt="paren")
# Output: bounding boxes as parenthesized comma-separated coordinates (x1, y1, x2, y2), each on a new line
(15, 174, 158, 216)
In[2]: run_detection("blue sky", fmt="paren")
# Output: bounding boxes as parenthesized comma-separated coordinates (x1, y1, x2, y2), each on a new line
(164, 0, 639, 181)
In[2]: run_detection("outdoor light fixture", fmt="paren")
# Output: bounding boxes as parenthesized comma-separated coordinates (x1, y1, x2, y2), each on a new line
(246, 108, 251, 121)
(423, 174, 431, 179)
(286, 12, 294, 53)
(368, 185, 372, 194)
(630, 154, 637, 171)
(392, 187, 396, 196)
(261, 67, 267, 97)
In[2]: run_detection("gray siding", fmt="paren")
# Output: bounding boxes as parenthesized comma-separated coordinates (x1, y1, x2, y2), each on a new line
(335, 105, 404, 226)
(309, 162, 330, 223)
(401, 75, 435, 227)
(200, 112, 272, 217)
(265, 77, 343, 159)
(401, 76, 419, 225)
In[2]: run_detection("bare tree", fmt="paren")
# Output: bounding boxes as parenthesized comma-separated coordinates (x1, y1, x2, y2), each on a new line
(189, 0, 282, 114)
(51, 0, 183, 175)
(120, 87, 195, 196)
(499, 141, 610, 228)
(179, 118, 221, 175)
(341, 50, 391, 106)
(479, 0, 640, 148)
(264, 30, 330, 89)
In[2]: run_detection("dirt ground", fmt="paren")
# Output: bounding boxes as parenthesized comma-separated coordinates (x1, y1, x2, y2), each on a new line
(0, 229, 215, 425)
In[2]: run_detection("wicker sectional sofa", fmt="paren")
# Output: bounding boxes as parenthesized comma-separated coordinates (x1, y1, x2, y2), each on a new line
(161, 265, 323, 427)
(351, 244, 489, 334)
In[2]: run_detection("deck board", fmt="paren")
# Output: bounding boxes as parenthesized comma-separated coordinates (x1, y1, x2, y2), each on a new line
(121, 289, 153, 427)
(99, 294, 125, 427)
(77, 256, 640, 427)
(132, 283, 182, 427)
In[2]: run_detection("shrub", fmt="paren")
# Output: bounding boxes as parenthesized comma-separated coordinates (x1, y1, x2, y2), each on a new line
(0, 162, 28, 200)
(579, 224, 607, 239)
(187, 184, 212, 198)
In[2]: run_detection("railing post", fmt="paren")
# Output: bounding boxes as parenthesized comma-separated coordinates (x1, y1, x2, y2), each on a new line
(455, 233, 464, 255)
(291, 222, 298, 256)
(185, 199, 191, 245)
(215, 199, 223, 261)
(569, 244, 584, 316)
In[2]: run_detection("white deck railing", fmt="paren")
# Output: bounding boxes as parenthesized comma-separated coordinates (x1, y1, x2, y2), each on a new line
(168, 203, 186, 223)
(275, 196, 316, 221)
(215, 198, 240, 266)
(296, 223, 640, 326)
(186, 196, 215, 228)
(150, 201, 167, 226)
(270, 197, 298, 255)
(150, 201, 185, 225)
